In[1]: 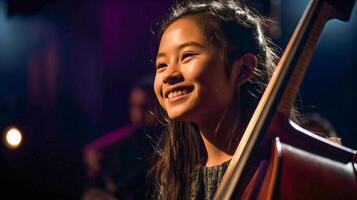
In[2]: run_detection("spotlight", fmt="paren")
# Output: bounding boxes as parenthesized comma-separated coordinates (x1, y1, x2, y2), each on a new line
(4, 127, 23, 149)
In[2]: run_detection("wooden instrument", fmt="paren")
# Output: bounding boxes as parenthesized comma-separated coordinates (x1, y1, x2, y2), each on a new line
(214, 0, 357, 199)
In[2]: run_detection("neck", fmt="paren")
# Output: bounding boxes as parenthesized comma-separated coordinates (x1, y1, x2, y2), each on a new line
(197, 103, 245, 167)
(200, 132, 233, 167)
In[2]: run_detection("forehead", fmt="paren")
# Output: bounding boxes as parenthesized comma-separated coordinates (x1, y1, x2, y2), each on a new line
(159, 16, 208, 49)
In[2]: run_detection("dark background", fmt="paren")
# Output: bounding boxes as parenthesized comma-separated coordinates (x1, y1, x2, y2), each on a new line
(0, 0, 356, 199)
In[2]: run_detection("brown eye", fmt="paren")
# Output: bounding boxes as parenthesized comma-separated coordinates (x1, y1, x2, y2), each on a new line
(181, 52, 196, 61)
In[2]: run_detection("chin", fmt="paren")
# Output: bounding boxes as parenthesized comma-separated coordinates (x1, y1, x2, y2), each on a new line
(164, 97, 199, 122)
(165, 105, 188, 119)
(167, 111, 186, 120)
(166, 107, 197, 123)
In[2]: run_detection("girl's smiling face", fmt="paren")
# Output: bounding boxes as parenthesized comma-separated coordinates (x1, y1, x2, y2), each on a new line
(154, 16, 236, 124)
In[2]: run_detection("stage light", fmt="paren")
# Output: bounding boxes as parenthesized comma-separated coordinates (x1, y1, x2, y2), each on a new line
(4, 127, 23, 149)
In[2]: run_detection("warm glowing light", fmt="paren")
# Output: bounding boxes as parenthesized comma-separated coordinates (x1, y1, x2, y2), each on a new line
(4, 127, 22, 149)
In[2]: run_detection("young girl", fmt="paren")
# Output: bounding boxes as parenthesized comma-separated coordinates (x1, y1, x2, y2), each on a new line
(150, 0, 283, 199)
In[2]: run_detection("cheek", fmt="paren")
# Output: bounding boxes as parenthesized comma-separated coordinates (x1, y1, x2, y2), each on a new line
(197, 64, 233, 106)
(189, 55, 223, 81)
(185, 57, 209, 78)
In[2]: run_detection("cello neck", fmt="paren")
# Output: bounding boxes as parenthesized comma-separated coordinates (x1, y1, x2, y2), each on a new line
(276, 0, 356, 115)
(277, 1, 333, 115)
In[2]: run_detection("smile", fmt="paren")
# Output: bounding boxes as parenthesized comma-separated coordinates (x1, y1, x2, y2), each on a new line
(168, 89, 188, 99)
(165, 86, 194, 101)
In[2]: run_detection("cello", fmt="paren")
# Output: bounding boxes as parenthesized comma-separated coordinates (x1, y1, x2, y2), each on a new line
(213, 0, 357, 199)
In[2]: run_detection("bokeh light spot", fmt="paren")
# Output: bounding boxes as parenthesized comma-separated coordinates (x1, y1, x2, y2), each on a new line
(4, 127, 23, 149)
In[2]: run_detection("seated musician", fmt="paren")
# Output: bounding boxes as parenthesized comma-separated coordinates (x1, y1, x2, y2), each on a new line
(83, 76, 158, 200)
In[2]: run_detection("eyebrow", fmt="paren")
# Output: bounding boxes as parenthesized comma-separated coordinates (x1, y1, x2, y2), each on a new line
(156, 41, 205, 60)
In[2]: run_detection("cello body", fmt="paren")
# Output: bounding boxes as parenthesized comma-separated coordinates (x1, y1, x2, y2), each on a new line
(241, 112, 357, 199)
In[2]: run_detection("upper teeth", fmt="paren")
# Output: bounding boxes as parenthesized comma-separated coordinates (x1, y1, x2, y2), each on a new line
(168, 89, 187, 99)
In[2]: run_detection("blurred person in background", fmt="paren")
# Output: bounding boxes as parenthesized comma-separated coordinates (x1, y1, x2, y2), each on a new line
(303, 113, 342, 145)
(82, 75, 159, 200)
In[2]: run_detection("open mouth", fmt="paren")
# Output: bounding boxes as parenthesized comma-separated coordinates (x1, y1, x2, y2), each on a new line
(166, 86, 194, 100)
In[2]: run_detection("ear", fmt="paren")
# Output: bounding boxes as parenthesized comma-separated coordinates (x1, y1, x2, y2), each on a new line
(230, 53, 256, 86)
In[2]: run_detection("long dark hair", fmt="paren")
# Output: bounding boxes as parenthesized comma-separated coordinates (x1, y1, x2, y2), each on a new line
(149, 1, 284, 199)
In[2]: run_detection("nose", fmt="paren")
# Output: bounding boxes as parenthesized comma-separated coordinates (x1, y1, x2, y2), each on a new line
(163, 70, 184, 85)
